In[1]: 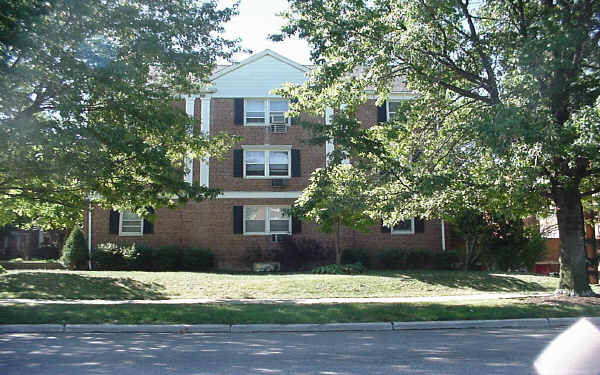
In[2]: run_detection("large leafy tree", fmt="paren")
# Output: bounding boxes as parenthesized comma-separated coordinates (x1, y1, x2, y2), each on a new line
(275, 0, 600, 295)
(1, 0, 239, 228)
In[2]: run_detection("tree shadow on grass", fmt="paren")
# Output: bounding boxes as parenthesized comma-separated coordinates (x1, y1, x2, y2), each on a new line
(369, 270, 553, 293)
(0, 272, 167, 300)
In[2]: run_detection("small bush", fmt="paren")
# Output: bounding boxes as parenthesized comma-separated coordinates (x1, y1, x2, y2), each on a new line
(92, 243, 134, 270)
(312, 262, 365, 274)
(130, 244, 155, 271)
(30, 246, 60, 260)
(433, 251, 460, 270)
(152, 246, 182, 271)
(341, 248, 371, 268)
(379, 248, 408, 269)
(181, 247, 215, 271)
(405, 250, 431, 269)
(277, 237, 334, 271)
(0, 264, 5, 274)
(60, 226, 89, 270)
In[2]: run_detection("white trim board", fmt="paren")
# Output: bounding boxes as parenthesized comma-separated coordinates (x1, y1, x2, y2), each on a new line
(218, 191, 302, 199)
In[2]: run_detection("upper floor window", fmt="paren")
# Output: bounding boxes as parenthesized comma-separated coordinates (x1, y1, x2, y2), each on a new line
(120, 211, 143, 236)
(391, 218, 415, 235)
(244, 99, 289, 125)
(244, 149, 290, 178)
(387, 100, 402, 120)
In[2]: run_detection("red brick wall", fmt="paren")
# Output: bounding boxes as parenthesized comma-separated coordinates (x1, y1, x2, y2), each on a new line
(208, 98, 325, 191)
(85, 97, 451, 270)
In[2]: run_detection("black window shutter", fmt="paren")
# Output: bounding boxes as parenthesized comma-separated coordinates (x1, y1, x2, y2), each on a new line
(414, 218, 425, 233)
(291, 149, 301, 177)
(380, 220, 391, 233)
(143, 207, 154, 234)
(109, 210, 120, 234)
(143, 219, 154, 234)
(233, 149, 243, 177)
(292, 217, 302, 234)
(233, 206, 243, 234)
(234, 98, 244, 125)
(377, 101, 387, 123)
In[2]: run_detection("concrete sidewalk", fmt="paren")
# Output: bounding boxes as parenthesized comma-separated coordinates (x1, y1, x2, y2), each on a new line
(1, 317, 598, 334)
(0, 292, 552, 306)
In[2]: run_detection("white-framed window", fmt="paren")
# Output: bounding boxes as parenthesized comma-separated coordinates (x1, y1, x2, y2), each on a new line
(387, 100, 402, 120)
(244, 206, 291, 235)
(391, 218, 414, 235)
(244, 99, 290, 126)
(119, 211, 144, 236)
(244, 149, 291, 178)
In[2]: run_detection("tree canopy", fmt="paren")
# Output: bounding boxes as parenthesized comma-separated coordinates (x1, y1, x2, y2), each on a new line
(1, 0, 240, 228)
(275, 0, 600, 295)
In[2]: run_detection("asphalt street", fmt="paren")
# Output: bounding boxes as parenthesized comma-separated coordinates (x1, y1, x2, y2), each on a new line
(0, 327, 570, 374)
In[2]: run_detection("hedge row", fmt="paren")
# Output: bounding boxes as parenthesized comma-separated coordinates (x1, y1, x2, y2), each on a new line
(92, 243, 214, 271)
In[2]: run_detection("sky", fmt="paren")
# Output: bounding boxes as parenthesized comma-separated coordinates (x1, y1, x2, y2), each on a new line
(220, 0, 312, 65)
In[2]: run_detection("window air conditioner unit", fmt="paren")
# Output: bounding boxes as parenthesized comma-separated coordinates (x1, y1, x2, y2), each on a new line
(271, 178, 289, 187)
(270, 124, 288, 133)
(272, 234, 290, 243)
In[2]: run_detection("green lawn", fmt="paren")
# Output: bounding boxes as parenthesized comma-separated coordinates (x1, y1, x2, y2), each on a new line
(0, 299, 598, 324)
(0, 269, 577, 300)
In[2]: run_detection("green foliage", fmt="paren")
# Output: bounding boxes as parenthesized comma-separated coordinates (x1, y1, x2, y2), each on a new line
(181, 248, 215, 271)
(378, 249, 409, 269)
(433, 251, 460, 271)
(311, 262, 365, 275)
(340, 248, 370, 268)
(92, 243, 214, 271)
(405, 251, 432, 269)
(0, 0, 241, 229)
(29, 246, 60, 260)
(275, 0, 600, 294)
(60, 227, 88, 270)
(0, 265, 5, 274)
(481, 224, 547, 272)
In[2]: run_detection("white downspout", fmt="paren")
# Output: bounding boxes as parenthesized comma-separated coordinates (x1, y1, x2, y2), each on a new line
(441, 219, 446, 251)
(88, 201, 92, 270)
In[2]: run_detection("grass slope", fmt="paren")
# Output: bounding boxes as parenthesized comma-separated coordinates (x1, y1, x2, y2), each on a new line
(0, 270, 566, 300)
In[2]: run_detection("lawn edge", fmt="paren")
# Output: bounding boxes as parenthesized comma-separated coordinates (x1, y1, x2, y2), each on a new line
(1, 317, 599, 334)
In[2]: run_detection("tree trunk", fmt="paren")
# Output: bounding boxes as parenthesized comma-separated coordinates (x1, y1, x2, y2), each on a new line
(464, 239, 471, 271)
(335, 221, 342, 265)
(553, 187, 595, 296)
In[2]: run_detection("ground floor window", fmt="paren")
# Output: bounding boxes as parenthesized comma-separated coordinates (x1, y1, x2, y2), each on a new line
(119, 211, 144, 236)
(244, 206, 291, 235)
(391, 218, 414, 235)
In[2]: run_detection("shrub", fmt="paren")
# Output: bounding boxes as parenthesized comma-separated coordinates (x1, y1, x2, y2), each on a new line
(405, 250, 431, 269)
(341, 248, 370, 268)
(92, 243, 134, 270)
(130, 244, 155, 271)
(312, 262, 365, 274)
(30, 246, 60, 260)
(379, 248, 408, 269)
(60, 226, 88, 270)
(152, 246, 182, 271)
(433, 251, 460, 270)
(181, 247, 215, 271)
(0, 264, 5, 274)
(278, 237, 334, 271)
(481, 221, 547, 272)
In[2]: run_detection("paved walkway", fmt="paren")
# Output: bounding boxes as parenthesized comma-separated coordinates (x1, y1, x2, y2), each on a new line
(0, 292, 552, 305)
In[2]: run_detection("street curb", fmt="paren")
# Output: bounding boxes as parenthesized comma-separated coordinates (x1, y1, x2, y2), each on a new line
(0, 318, 598, 334)
(231, 322, 392, 333)
(65, 324, 230, 333)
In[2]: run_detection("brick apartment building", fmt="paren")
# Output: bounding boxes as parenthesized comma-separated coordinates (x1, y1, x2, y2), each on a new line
(85, 50, 450, 269)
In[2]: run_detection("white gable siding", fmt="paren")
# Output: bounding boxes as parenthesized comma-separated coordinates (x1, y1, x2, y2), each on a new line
(212, 55, 307, 98)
